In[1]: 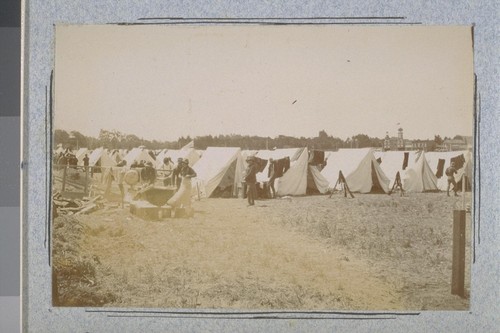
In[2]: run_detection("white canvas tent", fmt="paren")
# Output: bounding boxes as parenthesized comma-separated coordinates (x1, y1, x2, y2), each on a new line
(181, 140, 195, 150)
(87, 147, 116, 168)
(267, 148, 330, 196)
(108, 149, 125, 164)
(308, 165, 330, 194)
(403, 152, 440, 192)
(122, 147, 155, 167)
(192, 147, 243, 198)
(156, 148, 201, 169)
(322, 148, 390, 193)
(455, 150, 473, 190)
(274, 148, 309, 196)
(374, 151, 439, 193)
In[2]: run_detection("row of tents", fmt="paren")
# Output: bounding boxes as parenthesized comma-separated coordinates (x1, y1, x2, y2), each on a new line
(55, 146, 473, 198)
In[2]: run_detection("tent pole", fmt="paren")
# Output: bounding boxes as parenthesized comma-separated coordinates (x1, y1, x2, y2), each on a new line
(339, 171, 354, 199)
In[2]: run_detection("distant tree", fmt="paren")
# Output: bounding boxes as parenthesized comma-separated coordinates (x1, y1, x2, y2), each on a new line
(428, 141, 437, 151)
(371, 137, 384, 149)
(98, 129, 114, 148)
(54, 129, 70, 146)
(69, 131, 88, 148)
(124, 134, 142, 149)
(318, 130, 328, 139)
(434, 135, 443, 145)
(344, 137, 351, 148)
(55, 129, 440, 152)
(352, 134, 371, 148)
(177, 136, 192, 149)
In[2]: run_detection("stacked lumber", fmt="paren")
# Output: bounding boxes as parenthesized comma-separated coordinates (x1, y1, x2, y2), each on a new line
(52, 192, 104, 216)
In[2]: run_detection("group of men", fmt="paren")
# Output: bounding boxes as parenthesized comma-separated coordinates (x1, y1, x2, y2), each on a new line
(120, 156, 197, 190)
(54, 151, 86, 169)
(113, 156, 197, 209)
(157, 157, 196, 189)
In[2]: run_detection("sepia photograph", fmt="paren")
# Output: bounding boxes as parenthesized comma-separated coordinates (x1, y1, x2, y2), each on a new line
(50, 24, 474, 311)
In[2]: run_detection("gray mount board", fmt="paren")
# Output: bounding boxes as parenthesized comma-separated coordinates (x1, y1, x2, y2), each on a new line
(22, 1, 499, 332)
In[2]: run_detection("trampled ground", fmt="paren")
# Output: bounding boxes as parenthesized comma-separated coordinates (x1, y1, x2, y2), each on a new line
(53, 191, 472, 311)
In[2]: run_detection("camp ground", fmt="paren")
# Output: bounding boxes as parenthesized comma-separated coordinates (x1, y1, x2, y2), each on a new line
(374, 151, 439, 193)
(321, 148, 391, 194)
(51, 144, 474, 312)
(45, 23, 478, 316)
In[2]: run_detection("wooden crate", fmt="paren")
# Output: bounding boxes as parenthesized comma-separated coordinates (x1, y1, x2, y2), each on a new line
(130, 201, 171, 220)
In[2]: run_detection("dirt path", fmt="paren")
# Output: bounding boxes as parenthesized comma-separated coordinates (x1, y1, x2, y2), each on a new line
(80, 198, 403, 310)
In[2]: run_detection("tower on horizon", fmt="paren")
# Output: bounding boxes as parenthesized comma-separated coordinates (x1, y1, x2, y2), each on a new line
(397, 127, 404, 150)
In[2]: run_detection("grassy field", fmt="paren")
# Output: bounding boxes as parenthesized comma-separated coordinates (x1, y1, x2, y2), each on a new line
(52, 185, 471, 311)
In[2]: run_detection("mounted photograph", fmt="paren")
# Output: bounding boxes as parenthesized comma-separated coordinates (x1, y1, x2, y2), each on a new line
(50, 24, 474, 311)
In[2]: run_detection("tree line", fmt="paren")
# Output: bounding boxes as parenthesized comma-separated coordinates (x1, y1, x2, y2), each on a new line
(54, 129, 453, 152)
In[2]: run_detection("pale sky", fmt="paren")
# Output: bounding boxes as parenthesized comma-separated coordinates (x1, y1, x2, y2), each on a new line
(54, 25, 474, 142)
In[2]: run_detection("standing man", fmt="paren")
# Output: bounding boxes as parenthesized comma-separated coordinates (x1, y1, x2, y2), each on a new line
(244, 156, 259, 206)
(446, 162, 459, 197)
(159, 157, 174, 186)
(141, 161, 156, 185)
(83, 154, 89, 168)
(172, 157, 184, 191)
(116, 160, 128, 208)
(267, 158, 277, 198)
(180, 159, 197, 181)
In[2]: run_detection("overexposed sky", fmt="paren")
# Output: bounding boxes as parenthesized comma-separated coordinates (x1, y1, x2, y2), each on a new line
(54, 25, 474, 141)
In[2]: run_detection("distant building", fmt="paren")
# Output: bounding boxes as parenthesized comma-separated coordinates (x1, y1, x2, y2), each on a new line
(411, 139, 432, 151)
(438, 136, 473, 151)
(403, 139, 412, 149)
(384, 128, 434, 151)
(383, 128, 405, 151)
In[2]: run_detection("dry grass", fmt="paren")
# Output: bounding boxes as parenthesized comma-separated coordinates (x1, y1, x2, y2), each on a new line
(52, 190, 471, 311)
(52, 216, 118, 306)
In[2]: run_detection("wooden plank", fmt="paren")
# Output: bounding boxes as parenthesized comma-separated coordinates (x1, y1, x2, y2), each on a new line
(75, 203, 97, 215)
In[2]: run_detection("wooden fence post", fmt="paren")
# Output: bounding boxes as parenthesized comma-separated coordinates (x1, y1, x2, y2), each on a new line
(61, 165, 67, 193)
(84, 167, 89, 195)
(451, 209, 466, 298)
